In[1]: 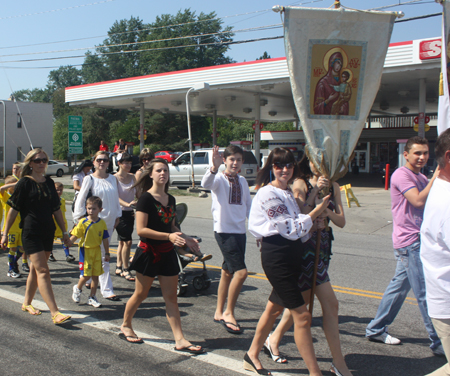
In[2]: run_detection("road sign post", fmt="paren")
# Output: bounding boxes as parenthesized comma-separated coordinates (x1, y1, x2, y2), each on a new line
(68, 116, 83, 155)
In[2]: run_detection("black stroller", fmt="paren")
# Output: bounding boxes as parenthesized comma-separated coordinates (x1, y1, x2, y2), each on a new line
(175, 203, 212, 296)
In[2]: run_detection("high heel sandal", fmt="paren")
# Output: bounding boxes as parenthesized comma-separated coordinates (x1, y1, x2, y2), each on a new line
(21, 304, 42, 316)
(122, 268, 135, 281)
(52, 312, 71, 325)
(243, 353, 272, 375)
(330, 363, 344, 376)
(263, 334, 287, 364)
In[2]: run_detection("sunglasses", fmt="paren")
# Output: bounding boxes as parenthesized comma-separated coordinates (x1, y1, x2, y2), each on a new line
(32, 158, 48, 164)
(142, 158, 151, 162)
(96, 158, 109, 163)
(273, 162, 295, 170)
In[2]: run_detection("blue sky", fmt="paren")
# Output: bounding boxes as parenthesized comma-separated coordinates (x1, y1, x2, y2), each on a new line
(0, 0, 442, 100)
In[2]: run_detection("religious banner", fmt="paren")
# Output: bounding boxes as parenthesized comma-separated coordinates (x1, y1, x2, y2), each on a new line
(438, 0, 450, 135)
(283, 6, 397, 181)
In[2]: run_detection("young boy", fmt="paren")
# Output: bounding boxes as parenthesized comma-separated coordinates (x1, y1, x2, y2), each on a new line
(201, 145, 252, 334)
(1, 176, 28, 277)
(50, 182, 76, 262)
(70, 196, 110, 308)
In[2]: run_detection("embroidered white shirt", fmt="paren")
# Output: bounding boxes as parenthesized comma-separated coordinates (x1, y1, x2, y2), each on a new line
(249, 185, 312, 241)
(201, 169, 252, 234)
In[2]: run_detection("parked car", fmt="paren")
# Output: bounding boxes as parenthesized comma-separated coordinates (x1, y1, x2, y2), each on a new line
(46, 160, 69, 177)
(155, 151, 178, 162)
(169, 148, 258, 188)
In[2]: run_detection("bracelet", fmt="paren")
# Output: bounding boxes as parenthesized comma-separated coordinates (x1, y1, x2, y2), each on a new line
(167, 233, 171, 241)
(63, 231, 69, 235)
(210, 167, 218, 175)
(105, 252, 110, 256)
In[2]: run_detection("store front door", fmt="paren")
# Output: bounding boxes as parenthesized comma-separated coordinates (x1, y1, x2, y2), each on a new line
(350, 150, 369, 173)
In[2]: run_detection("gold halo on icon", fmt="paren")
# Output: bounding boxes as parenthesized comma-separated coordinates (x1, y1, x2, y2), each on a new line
(323, 47, 348, 72)
(340, 68, 353, 83)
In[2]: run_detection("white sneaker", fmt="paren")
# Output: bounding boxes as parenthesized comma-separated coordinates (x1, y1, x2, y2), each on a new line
(88, 295, 102, 308)
(7, 270, 21, 278)
(369, 331, 401, 345)
(72, 285, 82, 303)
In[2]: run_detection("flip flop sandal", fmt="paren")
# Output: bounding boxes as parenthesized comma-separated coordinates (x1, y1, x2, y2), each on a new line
(119, 333, 143, 344)
(21, 304, 42, 316)
(221, 320, 243, 334)
(174, 345, 205, 354)
(52, 312, 71, 325)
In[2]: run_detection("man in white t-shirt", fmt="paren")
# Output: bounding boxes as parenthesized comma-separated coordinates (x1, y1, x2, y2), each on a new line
(421, 128, 450, 376)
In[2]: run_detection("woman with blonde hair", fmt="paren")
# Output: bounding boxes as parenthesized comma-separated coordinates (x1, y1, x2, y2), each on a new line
(73, 151, 122, 301)
(1, 148, 71, 324)
(120, 158, 204, 354)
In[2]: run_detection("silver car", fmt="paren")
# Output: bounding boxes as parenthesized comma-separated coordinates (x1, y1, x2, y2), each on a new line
(169, 148, 258, 188)
(46, 160, 69, 177)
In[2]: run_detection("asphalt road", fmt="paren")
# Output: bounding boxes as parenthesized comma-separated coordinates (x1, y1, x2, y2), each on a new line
(0, 175, 446, 376)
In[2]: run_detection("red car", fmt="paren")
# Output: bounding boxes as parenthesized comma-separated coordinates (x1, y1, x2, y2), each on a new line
(155, 151, 178, 162)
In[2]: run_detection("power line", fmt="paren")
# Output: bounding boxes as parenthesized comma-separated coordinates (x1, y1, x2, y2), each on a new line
(0, 24, 281, 59)
(0, 35, 284, 65)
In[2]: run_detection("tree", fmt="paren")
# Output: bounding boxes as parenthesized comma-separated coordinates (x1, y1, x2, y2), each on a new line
(14, 10, 236, 157)
(256, 51, 271, 60)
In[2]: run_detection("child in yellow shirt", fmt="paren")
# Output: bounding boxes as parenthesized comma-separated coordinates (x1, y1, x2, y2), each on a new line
(50, 182, 76, 263)
(1, 176, 28, 277)
(70, 196, 110, 308)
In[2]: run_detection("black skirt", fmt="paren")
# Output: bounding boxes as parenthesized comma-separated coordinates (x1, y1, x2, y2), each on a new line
(130, 246, 180, 278)
(261, 234, 306, 309)
(116, 211, 135, 241)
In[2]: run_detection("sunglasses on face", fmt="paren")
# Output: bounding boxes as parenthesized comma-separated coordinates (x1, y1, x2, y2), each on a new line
(32, 158, 48, 164)
(142, 158, 151, 162)
(273, 162, 295, 170)
(96, 158, 109, 163)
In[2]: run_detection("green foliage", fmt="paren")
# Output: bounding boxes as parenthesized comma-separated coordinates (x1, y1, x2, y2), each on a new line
(208, 118, 295, 147)
(13, 10, 235, 157)
(256, 51, 271, 60)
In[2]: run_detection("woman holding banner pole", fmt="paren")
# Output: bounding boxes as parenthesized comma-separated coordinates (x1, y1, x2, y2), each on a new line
(245, 148, 330, 376)
(267, 155, 351, 376)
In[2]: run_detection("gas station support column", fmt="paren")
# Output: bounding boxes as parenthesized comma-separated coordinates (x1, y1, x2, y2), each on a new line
(213, 109, 217, 146)
(254, 93, 261, 167)
(418, 78, 426, 138)
(140, 102, 145, 151)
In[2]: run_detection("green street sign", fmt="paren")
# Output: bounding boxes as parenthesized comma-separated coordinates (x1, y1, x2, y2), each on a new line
(68, 115, 83, 154)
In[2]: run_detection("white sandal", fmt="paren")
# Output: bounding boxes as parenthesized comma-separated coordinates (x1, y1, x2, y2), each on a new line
(263, 334, 287, 364)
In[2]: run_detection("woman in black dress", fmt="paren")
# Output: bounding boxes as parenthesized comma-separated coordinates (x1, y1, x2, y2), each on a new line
(120, 158, 204, 353)
(1, 148, 71, 324)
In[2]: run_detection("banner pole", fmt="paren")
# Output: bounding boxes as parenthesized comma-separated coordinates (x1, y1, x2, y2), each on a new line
(309, 230, 322, 315)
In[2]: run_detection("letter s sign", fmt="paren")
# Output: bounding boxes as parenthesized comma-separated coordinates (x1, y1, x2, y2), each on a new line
(419, 39, 442, 60)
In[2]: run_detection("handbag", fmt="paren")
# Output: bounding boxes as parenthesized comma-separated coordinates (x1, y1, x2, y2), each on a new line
(72, 175, 93, 216)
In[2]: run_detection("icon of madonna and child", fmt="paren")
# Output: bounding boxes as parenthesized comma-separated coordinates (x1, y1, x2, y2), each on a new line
(311, 46, 359, 117)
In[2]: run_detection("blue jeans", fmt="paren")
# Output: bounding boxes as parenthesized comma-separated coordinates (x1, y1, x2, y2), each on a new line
(366, 240, 441, 349)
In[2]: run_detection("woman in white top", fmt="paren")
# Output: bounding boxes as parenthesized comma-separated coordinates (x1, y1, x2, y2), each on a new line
(115, 153, 140, 281)
(73, 151, 122, 301)
(244, 148, 329, 376)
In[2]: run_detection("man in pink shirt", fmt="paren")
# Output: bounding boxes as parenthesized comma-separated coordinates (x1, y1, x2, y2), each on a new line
(366, 136, 443, 356)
